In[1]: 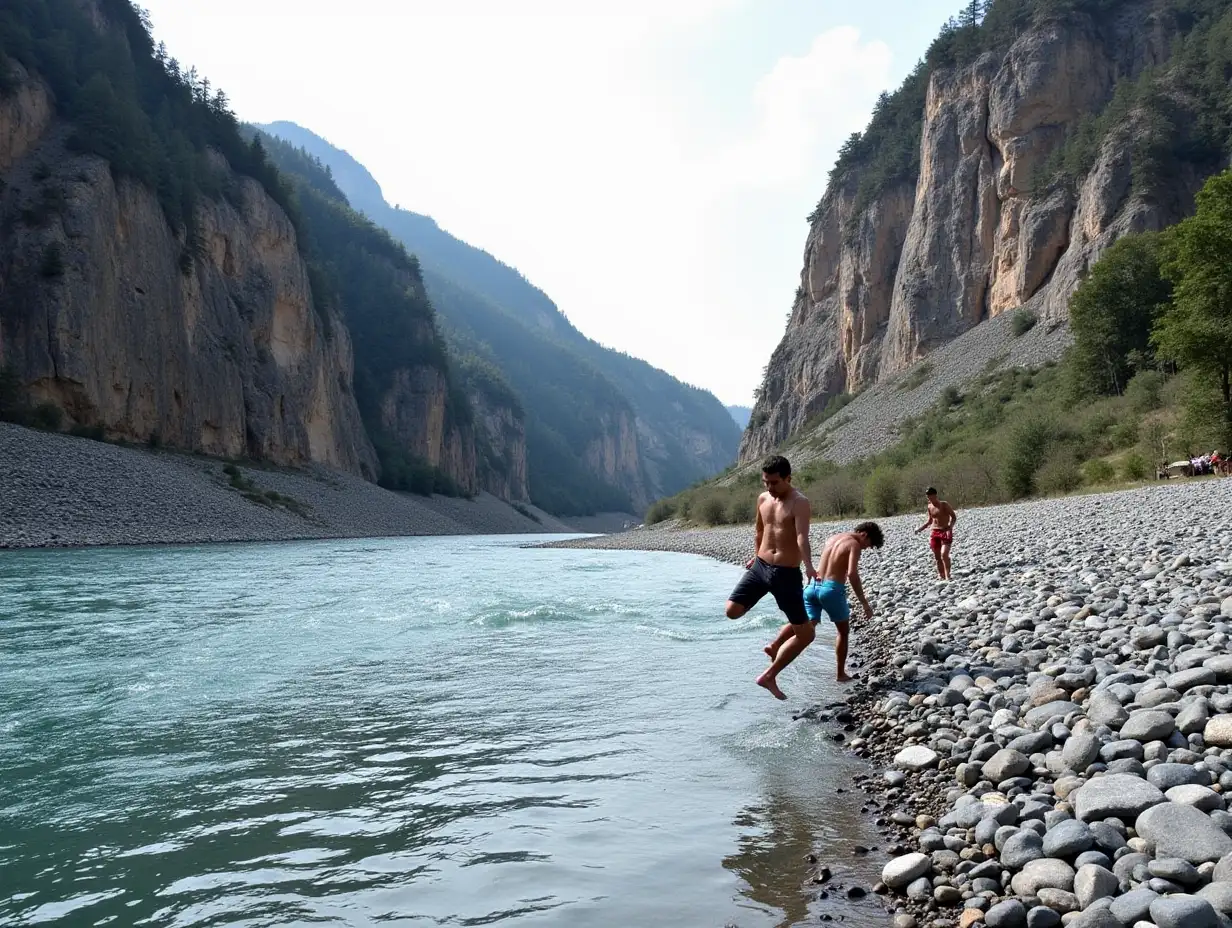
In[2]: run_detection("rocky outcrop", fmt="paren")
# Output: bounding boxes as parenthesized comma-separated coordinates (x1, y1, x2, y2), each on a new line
(470, 390, 528, 501)
(585, 409, 648, 513)
(741, 2, 1202, 462)
(0, 77, 378, 475)
(379, 363, 477, 494)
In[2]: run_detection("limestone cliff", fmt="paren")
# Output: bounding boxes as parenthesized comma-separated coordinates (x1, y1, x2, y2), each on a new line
(0, 67, 378, 475)
(469, 389, 528, 502)
(584, 409, 647, 514)
(741, 0, 1212, 461)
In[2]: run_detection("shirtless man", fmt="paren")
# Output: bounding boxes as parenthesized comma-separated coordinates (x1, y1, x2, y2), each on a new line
(915, 486, 957, 580)
(724, 455, 814, 700)
(763, 522, 883, 685)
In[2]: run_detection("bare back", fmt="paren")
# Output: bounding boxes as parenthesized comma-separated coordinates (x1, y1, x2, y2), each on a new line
(816, 532, 862, 584)
(755, 489, 808, 567)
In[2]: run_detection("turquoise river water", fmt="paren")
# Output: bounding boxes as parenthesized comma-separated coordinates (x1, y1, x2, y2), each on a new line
(0, 535, 885, 927)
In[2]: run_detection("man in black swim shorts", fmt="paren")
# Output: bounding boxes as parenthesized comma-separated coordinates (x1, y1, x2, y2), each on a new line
(724, 455, 815, 700)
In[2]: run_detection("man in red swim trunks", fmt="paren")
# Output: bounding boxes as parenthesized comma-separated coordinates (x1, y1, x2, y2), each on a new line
(915, 486, 956, 580)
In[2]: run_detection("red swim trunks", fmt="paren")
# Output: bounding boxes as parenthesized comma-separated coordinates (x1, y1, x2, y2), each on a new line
(930, 529, 953, 552)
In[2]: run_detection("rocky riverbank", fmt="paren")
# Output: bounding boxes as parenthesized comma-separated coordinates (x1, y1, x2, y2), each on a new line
(0, 422, 585, 548)
(545, 477, 1232, 928)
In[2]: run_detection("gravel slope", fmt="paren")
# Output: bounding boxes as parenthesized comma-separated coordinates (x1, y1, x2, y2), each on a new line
(546, 478, 1232, 927)
(0, 423, 578, 548)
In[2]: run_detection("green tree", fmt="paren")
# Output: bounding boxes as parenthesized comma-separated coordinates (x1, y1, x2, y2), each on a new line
(1067, 233, 1171, 396)
(1155, 170, 1232, 445)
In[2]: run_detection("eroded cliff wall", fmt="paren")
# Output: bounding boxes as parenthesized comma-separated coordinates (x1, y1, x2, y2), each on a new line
(0, 68, 378, 475)
(741, 1, 1206, 461)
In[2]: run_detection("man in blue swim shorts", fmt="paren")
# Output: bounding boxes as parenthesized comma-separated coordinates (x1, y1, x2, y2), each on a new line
(764, 521, 883, 683)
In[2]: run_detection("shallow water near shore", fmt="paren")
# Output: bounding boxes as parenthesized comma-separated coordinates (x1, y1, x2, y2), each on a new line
(0, 535, 885, 928)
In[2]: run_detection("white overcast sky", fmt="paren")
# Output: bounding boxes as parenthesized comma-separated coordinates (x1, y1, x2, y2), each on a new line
(138, 0, 958, 406)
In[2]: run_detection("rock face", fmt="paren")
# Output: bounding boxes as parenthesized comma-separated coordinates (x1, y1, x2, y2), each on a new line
(0, 76, 377, 475)
(469, 389, 529, 502)
(740, 2, 1197, 461)
(0, 49, 505, 495)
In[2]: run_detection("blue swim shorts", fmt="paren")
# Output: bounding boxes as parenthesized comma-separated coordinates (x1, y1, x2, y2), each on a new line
(804, 578, 851, 624)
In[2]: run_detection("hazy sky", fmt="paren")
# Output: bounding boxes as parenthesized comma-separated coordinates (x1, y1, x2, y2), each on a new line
(138, 0, 958, 406)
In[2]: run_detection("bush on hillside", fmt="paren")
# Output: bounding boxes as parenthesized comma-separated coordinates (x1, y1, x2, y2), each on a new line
(645, 499, 675, 525)
(1036, 446, 1082, 495)
(1082, 458, 1116, 485)
(1011, 309, 1037, 336)
(865, 467, 902, 516)
(1121, 452, 1150, 481)
(1108, 419, 1140, 450)
(1125, 369, 1166, 413)
(812, 473, 864, 518)
(1003, 415, 1054, 498)
(697, 494, 728, 526)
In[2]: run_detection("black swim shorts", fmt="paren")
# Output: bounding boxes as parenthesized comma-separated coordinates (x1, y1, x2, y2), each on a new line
(728, 556, 808, 625)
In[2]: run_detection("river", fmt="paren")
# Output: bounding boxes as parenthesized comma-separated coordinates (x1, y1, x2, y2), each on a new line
(0, 535, 885, 927)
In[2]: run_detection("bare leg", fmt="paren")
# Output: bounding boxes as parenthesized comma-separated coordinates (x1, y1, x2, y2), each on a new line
(931, 549, 945, 579)
(940, 543, 952, 580)
(726, 601, 748, 620)
(756, 622, 816, 699)
(765, 623, 793, 659)
(834, 621, 851, 682)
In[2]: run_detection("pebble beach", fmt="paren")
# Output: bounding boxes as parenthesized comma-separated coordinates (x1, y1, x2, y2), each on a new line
(546, 477, 1232, 928)
(0, 422, 578, 548)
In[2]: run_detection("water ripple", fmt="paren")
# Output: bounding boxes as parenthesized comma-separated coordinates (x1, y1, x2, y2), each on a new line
(1, 536, 887, 928)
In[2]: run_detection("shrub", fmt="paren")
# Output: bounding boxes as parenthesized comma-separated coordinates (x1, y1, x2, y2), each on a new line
(726, 495, 756, 525)
(1082, 459, 1116, 485)
(939, 385, 962, 407)
(1003, 415, 1053, 498)
(1108, 419, 1139, 450)
(1121, 452, 1150, 481)
(899, 362, 935, 392)
(1036, 447, 1082, 495)
(864, 467, 902, 516)
(29, 402, 63, 431)
(812, 473, 864, 518)
(698, 495, 728, 526)
(1011, 309, 1038, 336)
(645, 499, 675, 525)
(1125, 369, 1165, 413)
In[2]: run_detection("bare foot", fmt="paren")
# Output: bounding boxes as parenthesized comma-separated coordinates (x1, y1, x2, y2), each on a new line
(836, 672, 853, 683)
(756, 672, 788, 700)
(764, 644, 776, 659)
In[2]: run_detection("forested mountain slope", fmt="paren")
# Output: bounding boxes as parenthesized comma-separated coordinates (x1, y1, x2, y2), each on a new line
(259, 121, 742, 515)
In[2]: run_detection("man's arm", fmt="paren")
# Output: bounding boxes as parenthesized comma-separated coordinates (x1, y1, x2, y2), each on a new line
(795, 496, 815, 580)
(849, 549, 873, 617)
(947, 503, 957, 526)
(915, 508, 933, 533)
(746, 497, 764, 569)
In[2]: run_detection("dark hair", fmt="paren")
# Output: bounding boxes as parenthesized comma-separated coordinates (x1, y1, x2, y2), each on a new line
(854, 521, 884, 548)
(926, 486, 937, 496)
(762, 455, 791, 478)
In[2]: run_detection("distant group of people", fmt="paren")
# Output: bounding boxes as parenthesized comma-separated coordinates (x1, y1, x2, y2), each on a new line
(721, 455, 957, 700)
(1159, 450, 1230, 479)
(1191, 451, 1227, 476)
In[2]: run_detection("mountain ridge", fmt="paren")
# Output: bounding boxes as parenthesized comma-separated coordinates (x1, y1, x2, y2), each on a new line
(259, 120, 742, 513)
